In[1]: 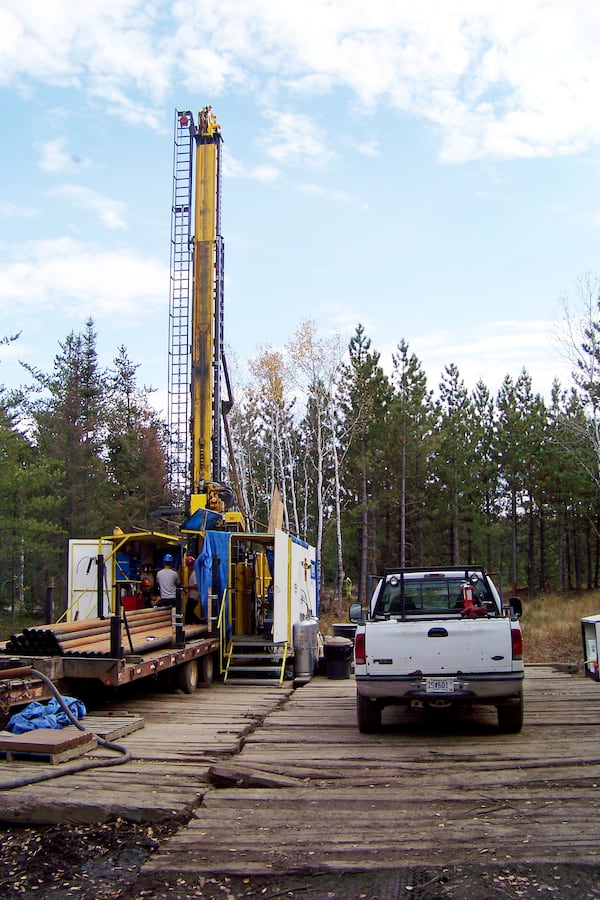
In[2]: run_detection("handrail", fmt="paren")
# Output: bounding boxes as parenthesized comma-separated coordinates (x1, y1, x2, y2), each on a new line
(278, 641, 288, 683)
(217, 588, 230, 675)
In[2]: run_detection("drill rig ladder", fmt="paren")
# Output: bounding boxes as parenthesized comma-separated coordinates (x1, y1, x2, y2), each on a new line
(167, 110, 195, 506)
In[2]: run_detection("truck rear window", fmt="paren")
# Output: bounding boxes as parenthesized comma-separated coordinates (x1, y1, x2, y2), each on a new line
(374, 577, 495, 616)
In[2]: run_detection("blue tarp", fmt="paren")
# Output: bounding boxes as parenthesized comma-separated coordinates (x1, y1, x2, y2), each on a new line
(6, 696, 87, 735)
(181, 508, 223, 532)
(197, 530, 231, 636)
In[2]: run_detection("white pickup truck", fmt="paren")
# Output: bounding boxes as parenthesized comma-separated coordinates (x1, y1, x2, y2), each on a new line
(349, 566, 524, 734)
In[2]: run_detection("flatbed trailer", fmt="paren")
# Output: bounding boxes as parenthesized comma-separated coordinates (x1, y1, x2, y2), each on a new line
(0, 633, 219, 722)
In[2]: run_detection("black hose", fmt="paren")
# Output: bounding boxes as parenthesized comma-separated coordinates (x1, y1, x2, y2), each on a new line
(0, 667, 132, 791)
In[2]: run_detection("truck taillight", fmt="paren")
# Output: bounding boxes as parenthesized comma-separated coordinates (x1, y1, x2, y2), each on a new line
(355, 632, 366, 665)
(511, 628, 523, 660)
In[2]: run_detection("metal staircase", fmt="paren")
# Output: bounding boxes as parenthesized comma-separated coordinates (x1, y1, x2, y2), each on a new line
(224, 637, 290, 684)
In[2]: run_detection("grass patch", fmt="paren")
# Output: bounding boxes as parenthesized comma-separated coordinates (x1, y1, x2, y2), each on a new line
(521, 592, 600, 667)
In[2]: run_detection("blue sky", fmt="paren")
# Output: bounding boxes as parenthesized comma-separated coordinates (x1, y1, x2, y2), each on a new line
(1, 0, 599, 415)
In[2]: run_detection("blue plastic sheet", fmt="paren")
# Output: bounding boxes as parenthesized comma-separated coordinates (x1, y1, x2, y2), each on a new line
(197, 531, 231, 637)
(6, 696, 87, 735)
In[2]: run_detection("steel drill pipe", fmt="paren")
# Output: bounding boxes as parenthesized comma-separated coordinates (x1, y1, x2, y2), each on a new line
(55, 614, 171, 646)
(62, 626, 175, 656)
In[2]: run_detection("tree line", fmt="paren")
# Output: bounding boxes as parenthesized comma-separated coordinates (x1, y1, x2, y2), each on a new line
(2, 283, 600, 615)
(231, 283, 600, 605)
(0, 319, 168, 613)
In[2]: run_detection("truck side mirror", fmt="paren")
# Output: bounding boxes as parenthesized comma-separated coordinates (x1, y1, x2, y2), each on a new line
(349, 601, 365, 623)
(508, 597, 523, 619)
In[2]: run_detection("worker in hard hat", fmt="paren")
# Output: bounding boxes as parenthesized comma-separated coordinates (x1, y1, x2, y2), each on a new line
(154, 554, 180, 606)
(184, 555, 202, 624)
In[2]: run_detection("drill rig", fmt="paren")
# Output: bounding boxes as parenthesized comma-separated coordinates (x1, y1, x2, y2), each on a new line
(61, 107, 319, 686)
(168, 107, 244, 529)
(167, 108, 319, 680)
(0, 108, 320, 718)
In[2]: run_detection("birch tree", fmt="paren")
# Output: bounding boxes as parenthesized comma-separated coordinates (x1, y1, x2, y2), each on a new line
(249, 348, 299, 533)
(559, 274, 600, 487)
(287, 320, 344, 592)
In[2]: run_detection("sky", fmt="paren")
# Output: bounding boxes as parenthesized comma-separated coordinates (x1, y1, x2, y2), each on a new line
(1, 0, 599, 417)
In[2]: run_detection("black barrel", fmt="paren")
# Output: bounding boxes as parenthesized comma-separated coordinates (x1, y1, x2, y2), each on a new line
(323, 636, 353, 680)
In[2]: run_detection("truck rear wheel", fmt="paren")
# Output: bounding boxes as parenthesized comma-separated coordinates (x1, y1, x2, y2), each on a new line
(357, 693, 382, 733)
(177, 659, 199, 694)
(497, 692, 523, 733)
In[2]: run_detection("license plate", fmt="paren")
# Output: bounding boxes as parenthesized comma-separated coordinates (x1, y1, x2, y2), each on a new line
(425, 676, 454, 693)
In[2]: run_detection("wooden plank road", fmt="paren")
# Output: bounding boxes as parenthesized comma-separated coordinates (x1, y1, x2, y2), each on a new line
(144, 667, 600, 876)
(0, 684, 292, 824)
(1, 667, 600, 878)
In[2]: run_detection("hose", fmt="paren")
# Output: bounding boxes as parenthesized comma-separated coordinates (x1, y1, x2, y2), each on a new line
(0, 667, 132, 791)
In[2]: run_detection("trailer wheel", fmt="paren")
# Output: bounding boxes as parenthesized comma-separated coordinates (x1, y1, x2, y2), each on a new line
(198, 652, 214, 685)
(177, 659, 199, 694)
(357, 692, 382, 733)
(497, 692, 524, 733)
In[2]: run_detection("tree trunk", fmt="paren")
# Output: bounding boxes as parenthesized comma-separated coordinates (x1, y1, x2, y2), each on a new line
(359, 436, 368, 603)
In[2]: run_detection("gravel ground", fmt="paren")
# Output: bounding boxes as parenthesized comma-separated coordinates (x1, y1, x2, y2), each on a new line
(2, 819, 600, 899)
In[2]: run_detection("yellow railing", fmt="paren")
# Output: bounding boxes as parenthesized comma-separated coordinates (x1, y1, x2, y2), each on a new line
(278, 642, 289, 683)
(217, 588, 231, 677)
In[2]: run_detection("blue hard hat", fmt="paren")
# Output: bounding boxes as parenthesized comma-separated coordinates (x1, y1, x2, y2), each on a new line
(163, 553, 174, 564)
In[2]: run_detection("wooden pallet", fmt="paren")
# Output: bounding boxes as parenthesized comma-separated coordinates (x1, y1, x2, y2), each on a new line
(0, 728, 97, 764)
(65, 715, 145, 742)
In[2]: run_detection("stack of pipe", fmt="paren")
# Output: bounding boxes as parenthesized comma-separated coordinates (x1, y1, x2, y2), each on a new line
(5, 608, 179, 657)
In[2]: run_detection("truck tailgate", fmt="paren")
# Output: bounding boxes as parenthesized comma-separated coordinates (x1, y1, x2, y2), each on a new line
(365, 618, 513, 675)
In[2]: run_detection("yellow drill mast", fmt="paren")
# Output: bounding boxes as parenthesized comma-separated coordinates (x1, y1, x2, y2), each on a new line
(190, 106, 222, 514)
(168, 107, 244, 528)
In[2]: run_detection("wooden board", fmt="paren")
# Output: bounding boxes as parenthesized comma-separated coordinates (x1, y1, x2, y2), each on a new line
(0, 728, 96, 764)
(70, 715, 145, 741)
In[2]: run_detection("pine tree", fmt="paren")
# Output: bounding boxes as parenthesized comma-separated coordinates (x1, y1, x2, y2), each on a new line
(0, 394, 63, 612)
(103, 345, 169, 531)
(26, 318, 108, 538)
(433, 364, 476, 564)
(390, 340, 435, 567)
(339, 325, 392, 599)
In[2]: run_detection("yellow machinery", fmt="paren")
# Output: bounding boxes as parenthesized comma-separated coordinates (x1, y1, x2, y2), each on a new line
(168, 107, 244, 529)
(24, 106, 318, 695)
(164, 109, 318, 682)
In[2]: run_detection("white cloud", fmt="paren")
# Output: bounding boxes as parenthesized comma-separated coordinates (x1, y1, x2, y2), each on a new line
(2, 2, 600, 161)
(406, 319, 574, 398)
(0, 202, 38, 219)
(357, 140, 381, 158)
(0, 236, 168, 320)
(304, 313, 573, 401)
(223, 150, 280, 183)
(260, 109, 333, 167)
(296, 182, 368, 208)
(50, 185, 127, 230)
(173, 1, 600, 162)
(0, 2, 172, 125)
(38, 137, 88, 174)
